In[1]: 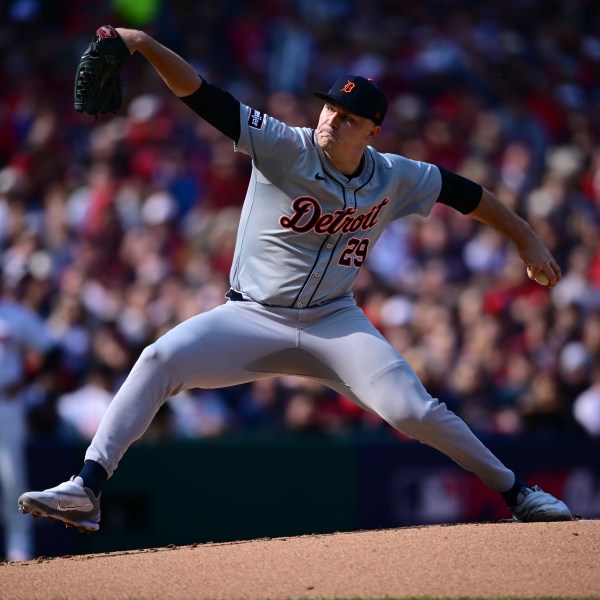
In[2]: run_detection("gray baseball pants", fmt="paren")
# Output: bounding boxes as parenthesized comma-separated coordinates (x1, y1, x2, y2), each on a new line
(85, 295, 515, 491)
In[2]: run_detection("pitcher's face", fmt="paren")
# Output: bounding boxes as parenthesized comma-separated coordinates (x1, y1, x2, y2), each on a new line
(316, 101, 380, 157)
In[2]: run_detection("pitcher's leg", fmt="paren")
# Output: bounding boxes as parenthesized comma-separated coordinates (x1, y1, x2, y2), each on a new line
(86, 302, 293, 477)
(356, 366, 514, 491)
(302, 303, 515, 491)
(324, 364, 514, 491)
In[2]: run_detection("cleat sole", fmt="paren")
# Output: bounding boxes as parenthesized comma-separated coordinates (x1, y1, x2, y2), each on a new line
(18, 500, 99, 533)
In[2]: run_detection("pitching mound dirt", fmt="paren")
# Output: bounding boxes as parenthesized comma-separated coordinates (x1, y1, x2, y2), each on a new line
(1, 519, 599, 599)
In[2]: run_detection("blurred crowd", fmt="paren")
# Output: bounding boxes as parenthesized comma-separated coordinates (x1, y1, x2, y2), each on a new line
(2, 0, 600, 444)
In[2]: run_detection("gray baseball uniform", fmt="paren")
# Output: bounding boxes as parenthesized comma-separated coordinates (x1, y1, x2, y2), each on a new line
(85, 99, 515, 492)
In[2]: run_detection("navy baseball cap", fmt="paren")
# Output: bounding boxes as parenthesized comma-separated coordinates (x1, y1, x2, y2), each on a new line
(314, 75, 388, 125)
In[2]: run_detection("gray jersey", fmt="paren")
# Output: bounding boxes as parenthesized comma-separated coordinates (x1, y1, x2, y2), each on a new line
(230, 104, 442, 308)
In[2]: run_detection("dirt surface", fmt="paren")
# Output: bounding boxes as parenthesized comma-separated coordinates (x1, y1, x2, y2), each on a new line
(1, 519, 599, 599)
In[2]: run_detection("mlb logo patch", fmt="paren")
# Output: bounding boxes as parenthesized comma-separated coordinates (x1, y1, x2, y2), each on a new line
(248, 109, 264, 129)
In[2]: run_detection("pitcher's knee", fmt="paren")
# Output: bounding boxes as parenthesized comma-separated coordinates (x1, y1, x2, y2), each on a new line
(135, 343, 183, 394)
(382, 398, 434, 431)
(375, 383, 448, 435)
(366, 361, 448, 433)
(139, 343, 166, 367)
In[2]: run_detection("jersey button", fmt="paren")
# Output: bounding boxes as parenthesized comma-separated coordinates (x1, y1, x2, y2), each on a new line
(296, 302, 303, 308)
(314, 272, 320, 278)
(326, 243, 332, 249)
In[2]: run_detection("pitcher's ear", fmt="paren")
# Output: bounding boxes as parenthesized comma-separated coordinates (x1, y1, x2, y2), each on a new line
(367, 125, 381, 141)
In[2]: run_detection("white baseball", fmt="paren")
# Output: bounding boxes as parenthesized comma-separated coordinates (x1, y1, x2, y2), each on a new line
(527, 266, 550, 286)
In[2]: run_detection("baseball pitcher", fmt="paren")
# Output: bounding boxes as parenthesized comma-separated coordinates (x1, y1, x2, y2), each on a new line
(19, 26, 572, 536)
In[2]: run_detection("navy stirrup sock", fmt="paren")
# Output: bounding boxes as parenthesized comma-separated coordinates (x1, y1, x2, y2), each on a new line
(501, 477, 529, 508)
(78, 460, 108, 497)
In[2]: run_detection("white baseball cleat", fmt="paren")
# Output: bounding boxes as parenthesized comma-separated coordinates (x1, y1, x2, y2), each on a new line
(18, 476, 101, 533)
(511, 485, 572, 522)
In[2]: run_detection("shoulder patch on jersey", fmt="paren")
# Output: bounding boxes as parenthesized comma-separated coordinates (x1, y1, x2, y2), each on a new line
(248, 108, 264, 130)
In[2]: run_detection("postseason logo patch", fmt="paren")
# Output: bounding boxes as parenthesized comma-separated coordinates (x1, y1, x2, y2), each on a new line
(97, 25, 118, 39)
(248, 108, 264, 130)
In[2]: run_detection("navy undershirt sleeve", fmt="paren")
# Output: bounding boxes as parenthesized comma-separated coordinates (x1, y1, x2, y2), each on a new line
(179, 80, 241, 143)
(435, 165, 483, 215)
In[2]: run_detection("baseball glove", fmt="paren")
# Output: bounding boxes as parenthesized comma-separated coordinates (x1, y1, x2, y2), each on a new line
(74, 25, 130, 116)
